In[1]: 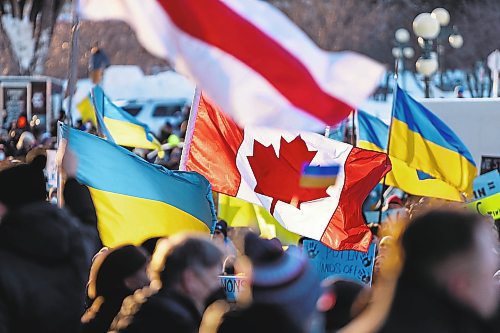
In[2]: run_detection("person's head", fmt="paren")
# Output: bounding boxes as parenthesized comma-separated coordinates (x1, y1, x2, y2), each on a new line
(318, 279, 371, 331)
(297, 236, 312, 250)
(244, 233, 322, 331)
(88, 245, 150, 299)
(162, 121, 173, 132)
(0, 155, 46, 218)
(150, 234, 224, 312)
(384, 195, 404, 211)
(214, 220, 228, 241)
(222, 255, 236, 275)
(400, 209, 499, 318)
(16, 131, 36, 151)
(140, 236, 162, 256)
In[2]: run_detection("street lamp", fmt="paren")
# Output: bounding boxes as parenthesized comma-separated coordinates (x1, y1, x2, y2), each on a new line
(431, 8, 464, 89)
(392, 28, 414, 89)
(413, 13, 440, 97)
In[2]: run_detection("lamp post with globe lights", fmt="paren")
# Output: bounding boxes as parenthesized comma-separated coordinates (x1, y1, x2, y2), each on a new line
(392, 28, 414, 88)
(431, 8, 464, 89)
(413, 12, 441, 97)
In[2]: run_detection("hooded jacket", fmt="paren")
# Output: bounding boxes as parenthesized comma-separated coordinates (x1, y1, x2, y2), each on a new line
(0, 201, 96, 333)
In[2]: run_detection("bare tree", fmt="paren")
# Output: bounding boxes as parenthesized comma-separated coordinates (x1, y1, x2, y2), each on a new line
(0, 0, 64, 75)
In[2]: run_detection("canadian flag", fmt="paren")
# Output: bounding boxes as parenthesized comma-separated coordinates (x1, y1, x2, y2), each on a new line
(79, 0, 384, 131)
(181, 92, 391, 251)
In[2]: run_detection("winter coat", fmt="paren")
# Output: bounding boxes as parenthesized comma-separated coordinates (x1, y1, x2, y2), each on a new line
(81, 294, 129, 333)
(0, 178, 101, 333)
(377, 278, 493, 333)
(119, 288, 202, 333)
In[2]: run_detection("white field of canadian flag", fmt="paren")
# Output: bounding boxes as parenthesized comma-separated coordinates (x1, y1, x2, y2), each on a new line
(181, 93, 391, 251)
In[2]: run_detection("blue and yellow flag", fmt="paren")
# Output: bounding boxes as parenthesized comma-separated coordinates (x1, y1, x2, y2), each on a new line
(218, 194, 300, 245)
(389, 86, 476, 197)
(60, 124, 216, 247)
(357, 110, 464, 201)
(91, 86, 164, 157)
(76, 94, 97, 125)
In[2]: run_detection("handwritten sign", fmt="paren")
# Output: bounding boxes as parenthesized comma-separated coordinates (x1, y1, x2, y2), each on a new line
(219, 275, 247, 302)
(303, 240, 376, 285)
(469, 192, 500, 220)
(473, 170, 500, 200)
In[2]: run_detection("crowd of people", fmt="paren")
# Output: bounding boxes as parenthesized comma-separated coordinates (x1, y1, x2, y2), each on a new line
(0, 106, 188, 172)
(0, 160, 497, 333)
(0, 112, 498, 333)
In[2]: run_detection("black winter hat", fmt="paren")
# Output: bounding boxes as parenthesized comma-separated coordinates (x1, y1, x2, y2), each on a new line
(0, 154, 47, 209)
(215, 220, 228, 238)
(92, 245, 148, 298)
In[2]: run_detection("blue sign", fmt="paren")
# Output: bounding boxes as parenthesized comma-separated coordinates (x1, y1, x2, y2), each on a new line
(364, 211, 388, 224)
(473, 170, 500, 200)
(303, 240, 376, 285)
(219, 275, 247, 302)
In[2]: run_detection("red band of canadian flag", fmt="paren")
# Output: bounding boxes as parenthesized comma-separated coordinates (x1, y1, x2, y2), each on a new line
(181, 93, 391, 251)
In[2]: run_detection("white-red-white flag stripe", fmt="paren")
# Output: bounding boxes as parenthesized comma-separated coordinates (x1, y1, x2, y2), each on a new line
(79, 0, 385, 131)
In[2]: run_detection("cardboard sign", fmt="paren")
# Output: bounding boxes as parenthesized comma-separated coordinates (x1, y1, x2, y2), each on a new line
(303, 240, 376, 285)
(219, 275, 247, 302)
(469, 192, 500, 220)
(473, 170, 500, 200)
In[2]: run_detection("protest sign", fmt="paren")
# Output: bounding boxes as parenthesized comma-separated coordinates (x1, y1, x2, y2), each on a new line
(219, 275, 247, 302)
(472, 170, 500, 200)
(469, 192, 500, 220)
(304, 240, 376, 285)
(364, 211, 388, 224)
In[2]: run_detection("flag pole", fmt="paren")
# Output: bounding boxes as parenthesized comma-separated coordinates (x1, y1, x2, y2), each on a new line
(377, 64, 399, 224)
(179, 87, 201, 171)
(351, 109, 357, 147)
(65, 0, 80, 127)
(58, 0, 80, 207)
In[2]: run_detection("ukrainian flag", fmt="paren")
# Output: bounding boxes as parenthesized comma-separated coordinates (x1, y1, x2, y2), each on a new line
(91, 86, 164, 157)
(218, 194, 300, 245)
(76, 94, 97, 125)
(60, 123, 216, 247)
(357, 110, 464, 201)
(389, 86, 477, 197)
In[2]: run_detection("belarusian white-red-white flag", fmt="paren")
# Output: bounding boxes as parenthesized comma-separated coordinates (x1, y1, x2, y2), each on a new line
(180, 92, 391, 251)
(79, 0, 385, 131)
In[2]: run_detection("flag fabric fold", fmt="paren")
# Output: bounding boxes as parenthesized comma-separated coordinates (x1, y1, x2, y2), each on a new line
(91, 86, 164, 157)
(181, 93, 391, 251)
(60, 124, 216, 247)
(357, 110, 463, 201)
(79, 0, 384, 131)
(389, 86, 477, 196)
(218, 193, 300, 245)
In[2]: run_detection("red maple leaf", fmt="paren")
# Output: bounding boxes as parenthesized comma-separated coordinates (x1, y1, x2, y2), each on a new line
(247, 135, 329, 214)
